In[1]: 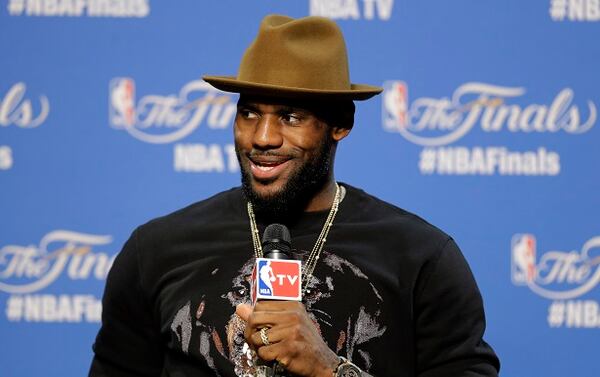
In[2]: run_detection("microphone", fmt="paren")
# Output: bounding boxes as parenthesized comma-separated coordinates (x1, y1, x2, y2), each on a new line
(262, 223, 292, 259)
(251, 224, 302, 377)
(251, 224, 302, 305)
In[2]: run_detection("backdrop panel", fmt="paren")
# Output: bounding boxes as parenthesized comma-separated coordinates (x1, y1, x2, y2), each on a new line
(1, 1, 598, 376)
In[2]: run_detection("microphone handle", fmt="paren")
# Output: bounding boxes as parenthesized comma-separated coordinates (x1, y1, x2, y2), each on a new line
(261, 252, 289, 376)
(260, 224, 293, 376)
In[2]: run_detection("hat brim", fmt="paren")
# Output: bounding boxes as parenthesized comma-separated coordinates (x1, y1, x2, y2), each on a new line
(203, 75, 382, 101)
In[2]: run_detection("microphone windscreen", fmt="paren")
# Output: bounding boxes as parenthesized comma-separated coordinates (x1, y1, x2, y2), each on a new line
(262, 223, 291, 256)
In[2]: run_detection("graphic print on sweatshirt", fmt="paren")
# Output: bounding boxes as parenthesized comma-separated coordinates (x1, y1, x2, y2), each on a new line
(169, 250, 387, 376)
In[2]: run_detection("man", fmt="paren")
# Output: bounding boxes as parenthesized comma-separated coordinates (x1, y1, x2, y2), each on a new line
(90, 14, 500, 377)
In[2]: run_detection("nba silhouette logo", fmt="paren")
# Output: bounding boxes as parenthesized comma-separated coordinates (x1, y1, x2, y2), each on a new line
(252, 258, 302, 303)
(511, 234, 537, 285)
(382, 81, 409, 131)
(109, 77, 136, 127)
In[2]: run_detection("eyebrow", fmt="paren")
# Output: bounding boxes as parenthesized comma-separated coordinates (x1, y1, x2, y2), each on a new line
(276, 106, 303, 116)
(236, 102, 258, 111)
(237, 102, 310, 116)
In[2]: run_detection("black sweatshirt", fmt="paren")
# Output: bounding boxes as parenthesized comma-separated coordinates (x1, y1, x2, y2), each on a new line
(90, 184, 499, 377)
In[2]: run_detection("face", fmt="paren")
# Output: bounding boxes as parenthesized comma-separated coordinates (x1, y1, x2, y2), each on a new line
(234, 96, 349, 219)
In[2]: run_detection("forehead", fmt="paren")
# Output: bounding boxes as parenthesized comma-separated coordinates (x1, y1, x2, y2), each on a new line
(237, 95, 326, 115)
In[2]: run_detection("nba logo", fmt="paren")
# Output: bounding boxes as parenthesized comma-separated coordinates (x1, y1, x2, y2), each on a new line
(382, 80, 409, 131)
(253, 258, 302, 303)
(109, 77, 136, 127)
(511, 234, 537, 285)
(258, 260, 276, 296)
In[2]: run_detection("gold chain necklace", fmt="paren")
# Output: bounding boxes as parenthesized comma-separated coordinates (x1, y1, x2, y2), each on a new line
(247, 183, 342, 294)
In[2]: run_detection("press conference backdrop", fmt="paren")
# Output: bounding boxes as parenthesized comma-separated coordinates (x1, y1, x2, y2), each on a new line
(1, 1, 599, 376)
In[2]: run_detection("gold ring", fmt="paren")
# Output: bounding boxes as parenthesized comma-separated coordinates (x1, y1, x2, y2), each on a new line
(259, 327, 270, 346)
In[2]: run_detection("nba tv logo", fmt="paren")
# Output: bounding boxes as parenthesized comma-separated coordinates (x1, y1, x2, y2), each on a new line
(382, 80, 408, 131)
(255, 258, 302, 301)
(511, 234, 537, 285)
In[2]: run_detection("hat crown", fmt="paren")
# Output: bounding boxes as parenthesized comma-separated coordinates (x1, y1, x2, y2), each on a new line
(237, 15, 351, 91)
(203, 14, 382, 100)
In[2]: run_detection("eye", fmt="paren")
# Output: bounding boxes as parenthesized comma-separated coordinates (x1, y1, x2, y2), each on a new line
(281, 113, 302, 125)
(238, 108, 258, 120)
(229, 284, 248, 301)
(304, 288, 318, 300)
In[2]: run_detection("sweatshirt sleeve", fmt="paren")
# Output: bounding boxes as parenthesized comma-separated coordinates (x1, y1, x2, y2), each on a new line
(414, 238, 500, 377)
(89, 228, 164, 377)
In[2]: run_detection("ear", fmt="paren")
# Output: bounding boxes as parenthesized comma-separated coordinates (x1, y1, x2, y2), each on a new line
(330, 126, 351, 142)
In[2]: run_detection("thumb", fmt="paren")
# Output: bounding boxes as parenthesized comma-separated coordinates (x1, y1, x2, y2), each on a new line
(236, 303, 253, 322)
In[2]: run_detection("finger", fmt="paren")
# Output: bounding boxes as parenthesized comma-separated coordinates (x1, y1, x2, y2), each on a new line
(245, 312, 279, 333)
(253, 300, 303, 313)
(244, 303, 306, 345)
(249, 325, 289, 348)
(255, 342, 298, 370)
(245, 316, 297, 350)
(235, 303, 253, 322)
(246, 309, 304, 332)
(257, 345, 294, 374)
(255, 342, 281, 363)
(245, 317, 282, 345)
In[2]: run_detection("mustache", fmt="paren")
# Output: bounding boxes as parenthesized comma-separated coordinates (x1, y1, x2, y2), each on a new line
(247, 150, 299, 159)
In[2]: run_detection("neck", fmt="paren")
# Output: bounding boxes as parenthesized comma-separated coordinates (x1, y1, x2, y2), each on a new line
(248, 178, 339, 226)
(303, 177, 338, 212)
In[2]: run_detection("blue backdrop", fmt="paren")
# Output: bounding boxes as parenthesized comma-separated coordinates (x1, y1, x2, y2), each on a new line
(1, 1, 599, 376)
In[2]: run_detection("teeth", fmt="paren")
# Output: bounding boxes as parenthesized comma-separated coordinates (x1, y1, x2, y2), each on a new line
(251, 159, 288, 174)
(252, 161, 284, 171)
(256, 165, 275, 171)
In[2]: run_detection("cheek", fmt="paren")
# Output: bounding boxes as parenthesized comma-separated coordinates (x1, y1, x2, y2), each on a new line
(233, 124, 251, 149)
(281, 128, 327, 153)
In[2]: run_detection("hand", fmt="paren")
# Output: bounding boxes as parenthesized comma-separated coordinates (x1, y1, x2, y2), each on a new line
(236, 301, 339, 377)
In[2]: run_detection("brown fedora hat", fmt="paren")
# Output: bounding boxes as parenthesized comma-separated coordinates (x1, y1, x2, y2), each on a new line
(203, 14, 382, 101)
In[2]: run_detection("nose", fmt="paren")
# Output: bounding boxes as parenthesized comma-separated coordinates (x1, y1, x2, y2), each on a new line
(252, 114, 283, 150)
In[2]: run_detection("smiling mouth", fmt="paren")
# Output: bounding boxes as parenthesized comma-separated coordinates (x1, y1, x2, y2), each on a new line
(248, 155, 292, 181)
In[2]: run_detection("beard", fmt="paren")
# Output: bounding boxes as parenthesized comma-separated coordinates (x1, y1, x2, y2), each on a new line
(236, 135, 334, 224)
